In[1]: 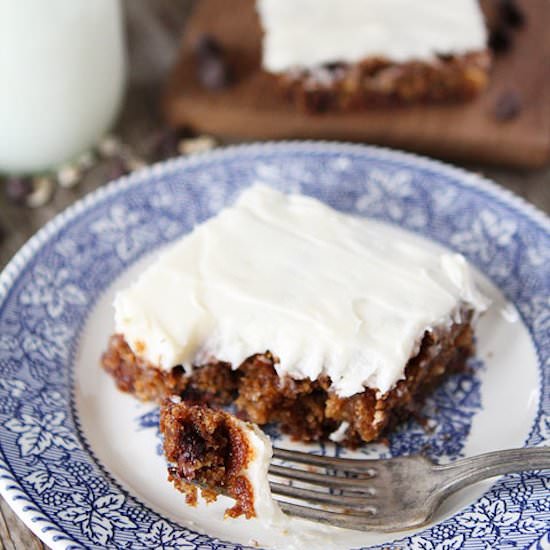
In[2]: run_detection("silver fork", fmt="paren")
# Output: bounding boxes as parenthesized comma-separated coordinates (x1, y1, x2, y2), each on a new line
(269, 446, 550, 532)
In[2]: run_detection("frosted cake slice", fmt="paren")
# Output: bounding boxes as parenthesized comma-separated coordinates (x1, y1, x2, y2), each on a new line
(256, 0, 491, 111)
(102, 184, 488, 446)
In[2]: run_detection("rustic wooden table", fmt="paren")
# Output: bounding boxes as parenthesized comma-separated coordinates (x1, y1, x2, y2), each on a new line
(0, 1, 549, 548)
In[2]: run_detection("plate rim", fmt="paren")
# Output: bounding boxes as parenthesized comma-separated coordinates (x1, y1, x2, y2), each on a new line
(0, 141, 548, 550)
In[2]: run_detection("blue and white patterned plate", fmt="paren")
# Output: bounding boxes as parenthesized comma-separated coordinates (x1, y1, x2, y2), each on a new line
(0, 143, 548, 550)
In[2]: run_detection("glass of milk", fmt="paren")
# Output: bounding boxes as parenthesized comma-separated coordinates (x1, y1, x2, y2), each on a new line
(0, 0, 127, 174)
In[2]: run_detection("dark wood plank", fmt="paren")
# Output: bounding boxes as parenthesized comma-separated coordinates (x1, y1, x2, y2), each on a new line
(164, 0, 550, 168)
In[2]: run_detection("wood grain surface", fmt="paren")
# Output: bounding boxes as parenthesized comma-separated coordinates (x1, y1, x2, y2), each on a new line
(0, 0, 549, 548)
(0, 498, 44, 550)
(164, 0, 550, 168)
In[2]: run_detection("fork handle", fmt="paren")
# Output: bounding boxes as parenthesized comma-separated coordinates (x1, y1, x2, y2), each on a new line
(434, 447, 550, 495)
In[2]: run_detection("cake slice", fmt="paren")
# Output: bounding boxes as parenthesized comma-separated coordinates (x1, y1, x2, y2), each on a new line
(160, 398, 283, 520)
(102, 184, 489, 446)
(255, 0, 491, 111)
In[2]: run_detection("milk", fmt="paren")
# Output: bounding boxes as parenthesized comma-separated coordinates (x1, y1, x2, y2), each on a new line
(0, 0, 126, 173)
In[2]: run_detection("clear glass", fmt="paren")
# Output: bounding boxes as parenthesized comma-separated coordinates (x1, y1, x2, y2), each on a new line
(0, 0, 127, 174)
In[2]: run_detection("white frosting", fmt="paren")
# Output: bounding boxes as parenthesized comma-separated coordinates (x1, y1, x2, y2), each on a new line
(256, 0, 487, 73)
(114, 184, 488, 397)
(329, 421, 350, 443)
(235, 418, 285, 524)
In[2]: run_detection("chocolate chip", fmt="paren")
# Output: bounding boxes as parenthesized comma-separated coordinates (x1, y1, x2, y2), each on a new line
(494, 90, 522, 121)
(489, 27, 512, 53)
(500, 0, 526, 29)
(195, 34, 223, 58)
(198, 56, 230, 90)
(179, 426, 206, 468)
(194, 34, 231, 90)
(109, 157, 130, 180)
(324, 62, 345, 72)
(4, 176, 33, 204)
(152, 129, 180, 159)
(150, 128, 195, 160)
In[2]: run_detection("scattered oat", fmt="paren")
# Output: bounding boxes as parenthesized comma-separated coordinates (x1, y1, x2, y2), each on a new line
(76, 150, 96, 171)
(57, 164, 81, 188)
(178, 135, 217, 155)
(26, 177, 55, 208)
(123, 154, 147, 172)
(98, 135, 122, 158)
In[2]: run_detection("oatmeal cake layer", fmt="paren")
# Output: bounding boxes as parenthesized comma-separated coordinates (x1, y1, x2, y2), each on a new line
(103, 316, 475, 447)
(160, 400, 281, 520)
(275, 52, 491, 113)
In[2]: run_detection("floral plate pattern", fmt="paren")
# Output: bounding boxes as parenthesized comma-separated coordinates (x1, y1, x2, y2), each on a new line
(0, 143, 548, 549)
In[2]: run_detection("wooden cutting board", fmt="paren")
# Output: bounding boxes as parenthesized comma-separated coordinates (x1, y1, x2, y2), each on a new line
(163, 0, 550, 168)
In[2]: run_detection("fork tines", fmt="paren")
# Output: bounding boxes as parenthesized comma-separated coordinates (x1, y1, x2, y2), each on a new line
(272, 447, 379, 476)
(268, 447, 380, 522)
